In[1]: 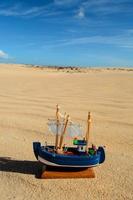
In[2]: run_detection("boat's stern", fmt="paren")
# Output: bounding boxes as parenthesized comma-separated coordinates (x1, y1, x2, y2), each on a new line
(33, 142, 41, 160)
(97, 146, 105, 164)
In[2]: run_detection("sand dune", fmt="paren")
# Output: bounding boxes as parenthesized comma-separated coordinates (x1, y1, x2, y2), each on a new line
(0, 64, 133, 200)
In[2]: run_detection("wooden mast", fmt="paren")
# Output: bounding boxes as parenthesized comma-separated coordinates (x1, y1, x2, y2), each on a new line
(59, 115, 69, 149)
(55, 104, 60, 151)
(85, 112, 91, 153)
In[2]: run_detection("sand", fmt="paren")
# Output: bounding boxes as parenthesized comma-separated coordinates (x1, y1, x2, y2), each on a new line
(0, 64, 133, 200)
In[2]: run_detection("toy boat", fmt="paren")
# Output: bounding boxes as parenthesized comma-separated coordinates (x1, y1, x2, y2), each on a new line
(33, 105, 105, 169)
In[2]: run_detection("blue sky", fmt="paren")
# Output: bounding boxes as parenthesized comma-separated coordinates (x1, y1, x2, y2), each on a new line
(0, 0, 133, 67)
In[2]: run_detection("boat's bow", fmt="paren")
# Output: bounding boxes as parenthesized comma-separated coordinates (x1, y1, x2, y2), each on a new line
(33, 142, 41, 160)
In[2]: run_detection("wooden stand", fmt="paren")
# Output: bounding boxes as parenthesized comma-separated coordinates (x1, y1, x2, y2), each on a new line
(41, 166, 95, 179)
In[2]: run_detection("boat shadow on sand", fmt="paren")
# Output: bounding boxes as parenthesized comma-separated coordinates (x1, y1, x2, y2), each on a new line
(0, 157, 87, 178)
(0, 157, 44, 178)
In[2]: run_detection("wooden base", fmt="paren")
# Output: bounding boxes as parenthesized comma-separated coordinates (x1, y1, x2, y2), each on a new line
(41, 166, 95, 179)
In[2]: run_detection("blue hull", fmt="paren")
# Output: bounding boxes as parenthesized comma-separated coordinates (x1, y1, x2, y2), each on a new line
(33, 142, 105, 168)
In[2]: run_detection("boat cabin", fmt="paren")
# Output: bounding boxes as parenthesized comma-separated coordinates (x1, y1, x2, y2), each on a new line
(73, 138, 87, 153)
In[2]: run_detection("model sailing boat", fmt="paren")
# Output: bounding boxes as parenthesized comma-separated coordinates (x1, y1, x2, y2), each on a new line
(33, 105, 105, 168)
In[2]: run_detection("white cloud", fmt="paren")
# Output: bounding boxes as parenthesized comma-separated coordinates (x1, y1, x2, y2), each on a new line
(80, 0, 133, 17)
(0, 3, 63, 18)
(0, 5, 45, 17)
(76, 7, 85, 19)
(0, 50, 9, 59)
(126, 29, 133, 35)
(42, 31, 133, 49)
(0, 0, 132, 19)
(54, 0, 77, 6)
(121, 45, 133, 48)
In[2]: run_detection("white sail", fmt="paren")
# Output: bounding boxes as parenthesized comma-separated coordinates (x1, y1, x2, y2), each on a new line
(66, 122, 83, 137)
(48, 119, 64, 135)
(48, 119, 83, 137)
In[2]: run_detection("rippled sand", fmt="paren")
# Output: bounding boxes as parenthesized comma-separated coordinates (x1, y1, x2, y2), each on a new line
(0, 64, 133, 200)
